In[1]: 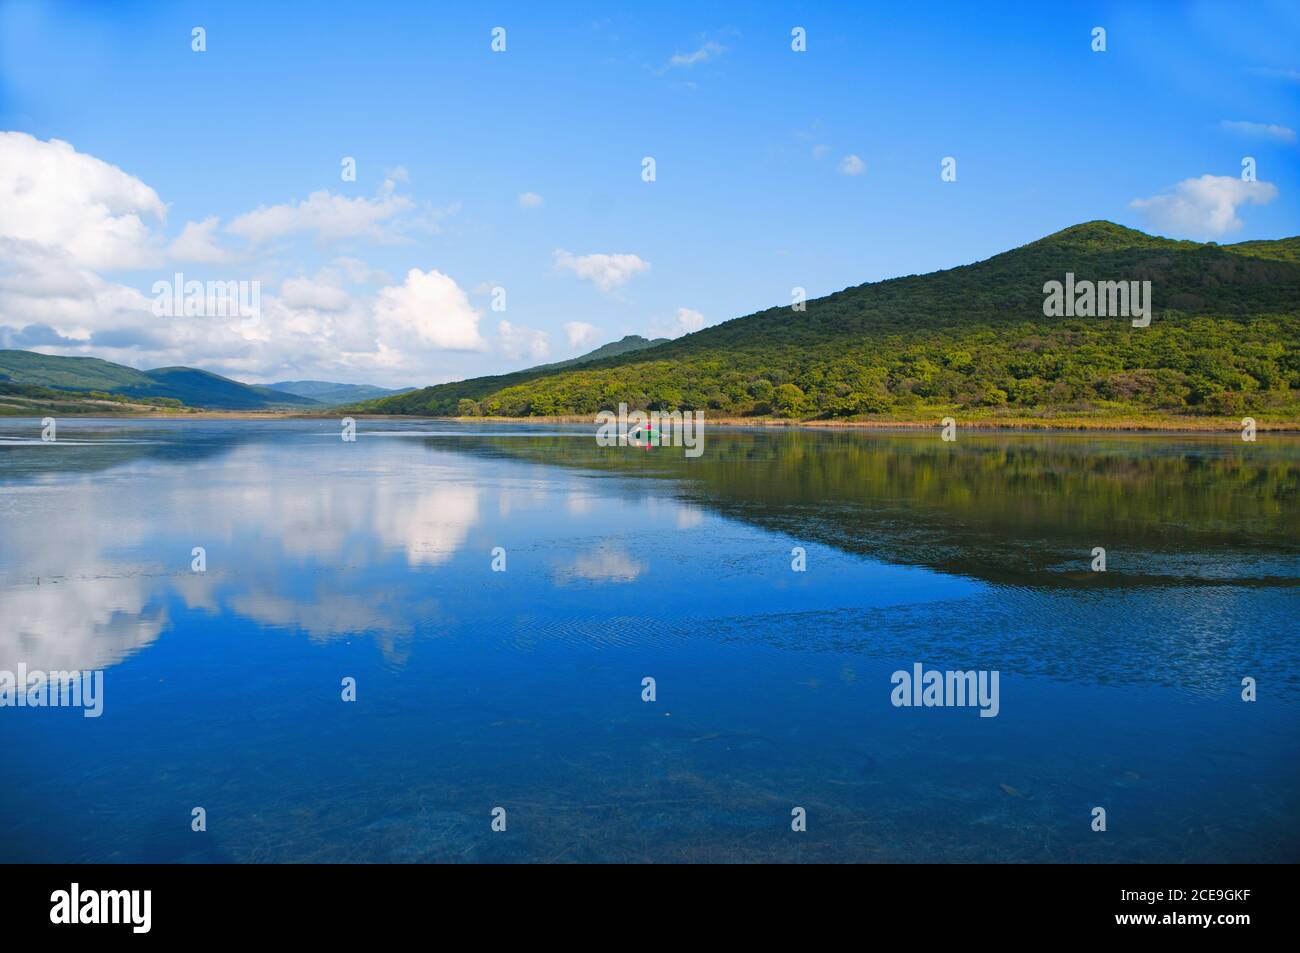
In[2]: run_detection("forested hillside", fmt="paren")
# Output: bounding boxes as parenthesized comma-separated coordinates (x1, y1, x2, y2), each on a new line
(358, 222, 1300, 421)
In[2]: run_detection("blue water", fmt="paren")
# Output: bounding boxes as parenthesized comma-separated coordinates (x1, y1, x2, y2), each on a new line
(0, 418, 1296, 862)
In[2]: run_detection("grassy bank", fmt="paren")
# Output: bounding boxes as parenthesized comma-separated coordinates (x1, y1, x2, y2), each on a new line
(341, 411, 1298, 432)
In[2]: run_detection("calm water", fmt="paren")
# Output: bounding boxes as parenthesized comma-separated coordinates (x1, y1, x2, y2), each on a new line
(0, 418, 1296, 863)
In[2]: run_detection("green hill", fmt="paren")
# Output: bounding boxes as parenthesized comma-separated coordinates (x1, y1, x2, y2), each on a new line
(0, 380, 184, 416)
(357, 222, 1300, 421)
(539, 334, 670, 369)
(0, 350, 156, 393)
(0, 351, 319, 410)
(358, 334, 668, 416)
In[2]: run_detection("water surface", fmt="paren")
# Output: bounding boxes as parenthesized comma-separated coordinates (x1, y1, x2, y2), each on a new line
(1, 418, 1296, 862)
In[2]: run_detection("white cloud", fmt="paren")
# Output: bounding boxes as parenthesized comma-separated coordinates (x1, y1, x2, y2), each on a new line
(517, 191, 544, 208)
(169, 216, 232, 263)
(563, 320, 599, 349)
(0, 253, 488, 381)
(497, 320, 550, 362)
(668, 41, 724, 69)
(373, 268, 487, 351)
(0, 246, 152, 348)
(280, 275, 352, 312)
(0, 136, 493, 383)
(671, 307, 705, 335)
(652, 307, 706, 339)
(331, 256, 390, 286)
(1130, 174, 1279, 237)
(226, 187, 415, 244)
(553, 249, 650, 292)
(812, 144, 831, 159)
(839, 154, 866, 176)
(1219, 120, 1296, 143)
(0, 131, 165, 270)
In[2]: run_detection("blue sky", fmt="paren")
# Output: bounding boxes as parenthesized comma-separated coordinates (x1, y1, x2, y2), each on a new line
(1, 0, 1296, 387)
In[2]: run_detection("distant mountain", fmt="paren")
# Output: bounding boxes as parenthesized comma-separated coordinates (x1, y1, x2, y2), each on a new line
(351, 334, 669, 415)
(267, 380, 413, 406)
(0, 350, 318, 410)
(358, 222, 1300, 420)
(538, 334, 670, 370)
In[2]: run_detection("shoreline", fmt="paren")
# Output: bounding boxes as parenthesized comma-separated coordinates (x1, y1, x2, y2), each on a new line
(429, 414, 1299, 433)
(4, 410, 1297, 433)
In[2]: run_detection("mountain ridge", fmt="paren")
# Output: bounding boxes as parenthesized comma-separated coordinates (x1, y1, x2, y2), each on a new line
(266, 380, 413, 405)
(0, 351, 386, 410)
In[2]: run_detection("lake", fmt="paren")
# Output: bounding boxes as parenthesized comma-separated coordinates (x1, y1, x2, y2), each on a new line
(1, 418, 1296, 862)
